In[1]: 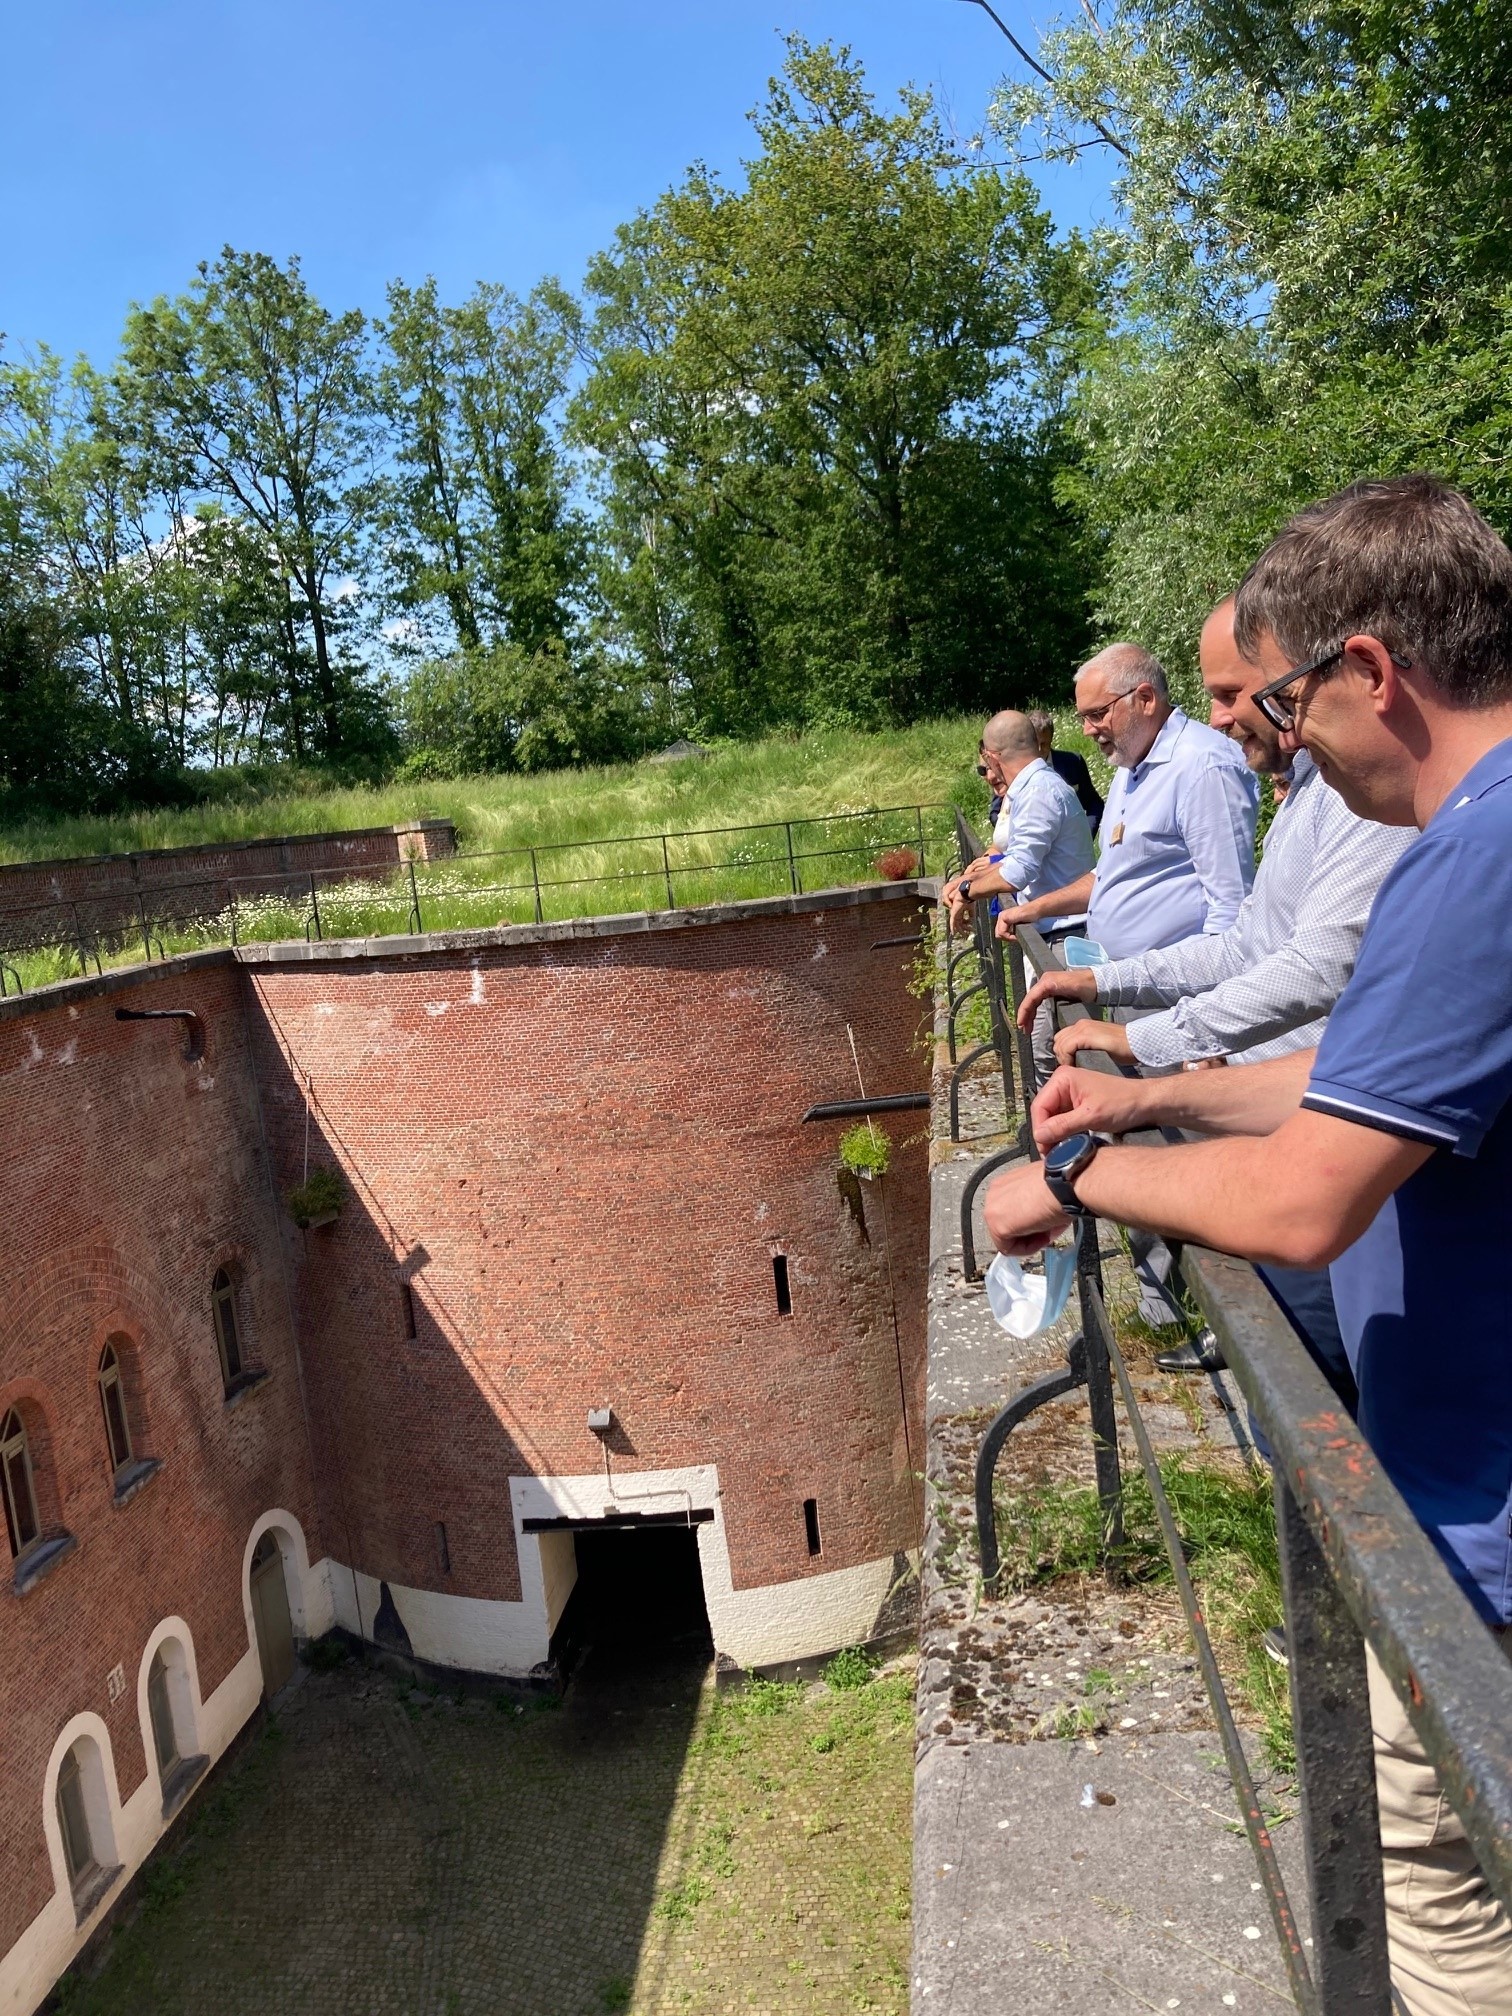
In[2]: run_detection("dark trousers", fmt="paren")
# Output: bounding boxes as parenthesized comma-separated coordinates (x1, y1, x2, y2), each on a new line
(1249, 1264, 1358, 1463)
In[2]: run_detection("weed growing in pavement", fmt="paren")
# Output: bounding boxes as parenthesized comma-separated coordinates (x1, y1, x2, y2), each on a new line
(995, 1454, 1292, 1769)
(823, 1645, 880, 1691)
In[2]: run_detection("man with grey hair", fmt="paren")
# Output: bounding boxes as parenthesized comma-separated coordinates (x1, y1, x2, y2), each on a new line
(999, 644, 1259, 961)
(995, 643, 1258, 1324)
(940, 709, 1096, 1078)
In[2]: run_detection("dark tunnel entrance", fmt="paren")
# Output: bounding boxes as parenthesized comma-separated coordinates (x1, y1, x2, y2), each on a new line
(551, 1519, 714, 1690)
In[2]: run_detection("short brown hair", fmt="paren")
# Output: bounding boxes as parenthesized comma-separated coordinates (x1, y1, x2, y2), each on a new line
(1233, 475, 1512, 706)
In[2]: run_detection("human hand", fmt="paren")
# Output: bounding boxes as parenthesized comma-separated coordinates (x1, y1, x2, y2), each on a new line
(1016, 967, 1099, 1034)
(994, 901, 1034, 940)
(982, 1163, 1071, 1257)
(1031, 1065, 1152, 1151)
(1052, 1019, 1135, 1069)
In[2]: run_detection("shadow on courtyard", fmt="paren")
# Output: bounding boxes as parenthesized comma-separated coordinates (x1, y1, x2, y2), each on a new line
(58, 1602, 711, 2016)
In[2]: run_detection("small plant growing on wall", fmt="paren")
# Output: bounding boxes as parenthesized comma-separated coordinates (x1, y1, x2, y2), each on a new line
(838, 1122, 891, 1181)
(288, 1166, 344, 1228)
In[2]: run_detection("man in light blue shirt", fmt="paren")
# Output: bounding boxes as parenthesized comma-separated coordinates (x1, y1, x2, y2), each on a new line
(941, 710, 1097, 1079)
(996, 644, 1257, 1323)
(994, 645, 1259, 962)
(942, 710, 1096, 933)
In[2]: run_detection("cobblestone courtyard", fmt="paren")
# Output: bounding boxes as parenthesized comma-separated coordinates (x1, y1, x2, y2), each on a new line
(58, 1644, 913, 2016)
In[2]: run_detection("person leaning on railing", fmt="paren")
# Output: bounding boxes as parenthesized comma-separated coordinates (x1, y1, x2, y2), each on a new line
(939, 710, 1096, 1082)
(1010, 596, 1415, 1398)
(989, 643, 1259, 1332)
(983, 473, 1512, 2016)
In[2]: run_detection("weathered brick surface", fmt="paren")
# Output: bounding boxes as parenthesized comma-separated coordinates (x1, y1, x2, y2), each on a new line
(248, 901, 931, 1608)
(0, 819, 455, 953)
(0, 888, 928, 1978)
(0, 967, 318, 1954)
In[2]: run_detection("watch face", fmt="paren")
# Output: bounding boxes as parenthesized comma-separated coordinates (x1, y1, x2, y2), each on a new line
(1045, 1131, 1094, 1177)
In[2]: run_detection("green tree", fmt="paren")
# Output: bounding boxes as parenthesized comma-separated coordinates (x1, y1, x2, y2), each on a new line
(378, 277, 589, 656)
(119, 247, 387, 762)
(575, 39, 1096, 734)
(995, 0, 1512, 694)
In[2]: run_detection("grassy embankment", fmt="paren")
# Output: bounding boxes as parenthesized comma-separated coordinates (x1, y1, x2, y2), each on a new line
(3, 718, 1047, 991)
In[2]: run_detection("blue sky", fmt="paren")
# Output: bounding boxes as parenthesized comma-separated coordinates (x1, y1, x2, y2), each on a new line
(1, 0, 1115, 367)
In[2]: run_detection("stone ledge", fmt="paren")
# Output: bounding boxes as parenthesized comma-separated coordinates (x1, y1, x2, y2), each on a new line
(231, 877, 934, 966)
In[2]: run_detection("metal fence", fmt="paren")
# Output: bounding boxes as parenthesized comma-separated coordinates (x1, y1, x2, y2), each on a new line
(947, 809, 1512, 2014)
(0, 804, 943, 994)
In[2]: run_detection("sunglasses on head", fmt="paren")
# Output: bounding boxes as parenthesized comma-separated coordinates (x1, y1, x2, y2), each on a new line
(1252, 641, 1414, 730)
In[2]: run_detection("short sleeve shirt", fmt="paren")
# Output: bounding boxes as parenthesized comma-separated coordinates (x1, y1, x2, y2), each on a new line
(1305, 738, 1512, 1622)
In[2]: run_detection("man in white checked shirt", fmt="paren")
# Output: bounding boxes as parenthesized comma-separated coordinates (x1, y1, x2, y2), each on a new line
(1016, 596, 1415, 1386)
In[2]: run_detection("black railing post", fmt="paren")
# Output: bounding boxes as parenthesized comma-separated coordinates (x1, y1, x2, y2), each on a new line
(785, 822, 800, 895)
(1076, 1217, 1125, 1564)
(1275, 1477, 1393, 2011)
(530, 847, 544, 923)
(661, 834, 675, 909)
(914, 804, 927, 878)
(137, 892, 153, 963)
(407, 857, 423, 935)
(309, 873, 323, 941)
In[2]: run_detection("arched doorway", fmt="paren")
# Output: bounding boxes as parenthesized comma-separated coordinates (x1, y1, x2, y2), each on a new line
(249, 1532, 295, 1698)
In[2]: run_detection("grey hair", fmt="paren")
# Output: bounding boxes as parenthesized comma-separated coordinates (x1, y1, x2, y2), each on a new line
(1025, 707, 1055, 737)
(1075, 643, 1169, 702)
(981, 709, 1041, 759)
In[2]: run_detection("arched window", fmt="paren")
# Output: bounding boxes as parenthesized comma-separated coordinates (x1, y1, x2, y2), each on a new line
(56, 1745, 98, 1893)
(98, 1345, 132, 1476)
(147, 1649, 180, 1777)
(1, 1408, 39, 1560)
(211, 1270, 243, 1389)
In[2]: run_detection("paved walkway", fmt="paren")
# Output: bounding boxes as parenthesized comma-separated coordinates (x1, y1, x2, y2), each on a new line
(63, 1642, 913, 2016)
(914, 1039, 1307, 2013)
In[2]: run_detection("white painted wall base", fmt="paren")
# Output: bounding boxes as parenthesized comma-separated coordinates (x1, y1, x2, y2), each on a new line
(326, 1465, 910, 1678)
(0, 1508, 327, 2016)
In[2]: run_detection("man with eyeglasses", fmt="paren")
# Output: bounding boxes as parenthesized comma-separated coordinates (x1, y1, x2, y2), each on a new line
(983, 475, 1512, 2012)
(995, 643, 1257, 961)
(1012, 596, 1414, 1382)
(993, 641, 1258, 1325)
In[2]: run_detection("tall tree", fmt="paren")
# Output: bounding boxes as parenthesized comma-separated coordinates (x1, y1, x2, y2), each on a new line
(378, 277, 588, 656)
(574, 39, 1096, 734)
(995, 0, 1512, 693)
(119, 248, 383, 760)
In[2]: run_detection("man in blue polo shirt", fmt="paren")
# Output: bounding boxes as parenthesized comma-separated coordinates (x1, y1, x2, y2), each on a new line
(980, 474, 1512, 2012)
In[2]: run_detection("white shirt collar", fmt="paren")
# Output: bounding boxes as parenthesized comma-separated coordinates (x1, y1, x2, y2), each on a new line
(1006, 757, 1050, 799)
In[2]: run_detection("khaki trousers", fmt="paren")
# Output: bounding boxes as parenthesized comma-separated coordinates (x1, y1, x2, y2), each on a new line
(1369, 1640, 1512, 2013)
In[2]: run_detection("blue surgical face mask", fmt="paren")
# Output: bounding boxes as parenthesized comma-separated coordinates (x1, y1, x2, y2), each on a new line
(984, 1241, 1078, 1339)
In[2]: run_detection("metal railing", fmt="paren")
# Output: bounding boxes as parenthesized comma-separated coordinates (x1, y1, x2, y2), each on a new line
(950, 809, 1512, 2014)
(0, 805, 943, 991)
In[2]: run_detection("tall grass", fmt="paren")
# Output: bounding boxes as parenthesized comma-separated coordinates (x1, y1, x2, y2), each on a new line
(0, 718, 998, 864)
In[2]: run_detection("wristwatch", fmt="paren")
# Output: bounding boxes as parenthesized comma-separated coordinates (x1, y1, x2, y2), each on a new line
(1042, 1131, 1101, 1217)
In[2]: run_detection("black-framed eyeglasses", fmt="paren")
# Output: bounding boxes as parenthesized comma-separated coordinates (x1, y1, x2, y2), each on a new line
(1076, 688, 1138, 730)
(1252, 641, 1414, 730)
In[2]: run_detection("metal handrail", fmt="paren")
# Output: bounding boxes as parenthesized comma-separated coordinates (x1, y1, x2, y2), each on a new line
(0, 802, 947, 984)
(955, 811, 1512, 2011)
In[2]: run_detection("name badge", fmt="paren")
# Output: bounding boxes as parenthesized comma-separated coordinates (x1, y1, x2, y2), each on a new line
(1109, 821, 1125, 845)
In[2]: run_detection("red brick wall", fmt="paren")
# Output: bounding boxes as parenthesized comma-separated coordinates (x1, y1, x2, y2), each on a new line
(0, 968, 318, 1953)
(0, 819, 455, 954)
(0, 890, 929, 1960)
(246, 899, 931, 1612)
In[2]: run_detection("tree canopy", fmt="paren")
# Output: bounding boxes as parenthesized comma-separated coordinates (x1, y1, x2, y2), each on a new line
(2, 12, 1506, 810)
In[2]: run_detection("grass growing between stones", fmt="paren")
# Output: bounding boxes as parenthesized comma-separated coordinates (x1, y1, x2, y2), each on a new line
(994, 1454, 1293, 1769)
(633, 1658, 914, 2012)
(49, 1651, 914, 2016)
